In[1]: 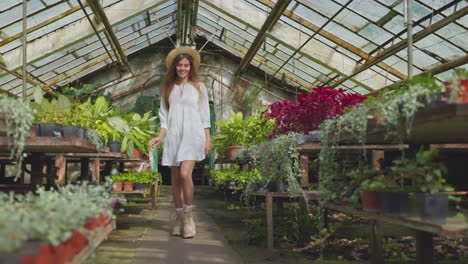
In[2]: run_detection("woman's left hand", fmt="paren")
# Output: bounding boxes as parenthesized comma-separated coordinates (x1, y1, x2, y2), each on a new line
(204, 140, 211, 156)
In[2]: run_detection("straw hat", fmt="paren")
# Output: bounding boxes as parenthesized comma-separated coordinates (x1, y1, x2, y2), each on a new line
(165, 46, 201, 69)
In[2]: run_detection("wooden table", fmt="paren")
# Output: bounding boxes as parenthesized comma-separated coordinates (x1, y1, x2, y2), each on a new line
(0, 136, 146, 188)
(326, 203, 468, 264)
(251, 191, 320, 250)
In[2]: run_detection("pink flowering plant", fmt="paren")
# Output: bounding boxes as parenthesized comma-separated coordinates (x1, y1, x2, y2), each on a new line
(264, 86, 366, 136)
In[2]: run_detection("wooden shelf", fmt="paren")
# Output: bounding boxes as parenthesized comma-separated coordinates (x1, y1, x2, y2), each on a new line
(0, 136, 97, 153)
(251, 190, 320, 200)
(366, 103, 468, 144)
(326, 203, 468, 239)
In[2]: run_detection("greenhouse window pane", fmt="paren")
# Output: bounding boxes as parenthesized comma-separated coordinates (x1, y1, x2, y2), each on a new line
(294, 4, 328, 27)
(325, 22, 370, 48)
(358, 23, 394, 45)
(347, 0, 390, 23)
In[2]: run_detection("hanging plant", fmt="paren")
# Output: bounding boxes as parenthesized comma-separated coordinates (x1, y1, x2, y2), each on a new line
(0, 94, 34, 180)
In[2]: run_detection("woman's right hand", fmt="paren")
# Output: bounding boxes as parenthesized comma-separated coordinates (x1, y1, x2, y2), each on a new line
(149, 136, 163, 148)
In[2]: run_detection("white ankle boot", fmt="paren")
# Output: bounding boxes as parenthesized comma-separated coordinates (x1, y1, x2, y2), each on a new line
(182, 207, 196, 238)
(171, 210, 184, 236)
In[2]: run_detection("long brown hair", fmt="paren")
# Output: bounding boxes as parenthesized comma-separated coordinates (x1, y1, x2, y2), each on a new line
(161, 53, 201, 110)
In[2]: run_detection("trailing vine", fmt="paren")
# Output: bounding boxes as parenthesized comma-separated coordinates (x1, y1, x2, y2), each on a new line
(0, 95, 34, 180)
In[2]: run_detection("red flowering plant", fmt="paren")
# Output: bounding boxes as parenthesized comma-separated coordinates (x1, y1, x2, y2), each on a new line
(264, 86, 366, 136)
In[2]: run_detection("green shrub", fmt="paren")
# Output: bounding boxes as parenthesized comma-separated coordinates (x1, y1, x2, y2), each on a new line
(111, 171, 161, 183)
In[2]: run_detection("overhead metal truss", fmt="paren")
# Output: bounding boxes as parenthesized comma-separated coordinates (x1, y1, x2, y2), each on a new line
(0, 0, 466, 98)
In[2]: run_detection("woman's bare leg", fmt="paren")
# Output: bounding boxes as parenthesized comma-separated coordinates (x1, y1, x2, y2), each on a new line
(179, 160, 196, 205)
(171, 166, 184, 208)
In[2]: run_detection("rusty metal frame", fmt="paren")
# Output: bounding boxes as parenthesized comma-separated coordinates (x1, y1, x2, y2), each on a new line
(77, 0, 117, 66)
(232, 0, 292, 79)
(88, 0, 132, 73)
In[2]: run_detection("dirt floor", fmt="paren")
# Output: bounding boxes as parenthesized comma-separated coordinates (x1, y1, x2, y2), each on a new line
(89, 186, 467, 264)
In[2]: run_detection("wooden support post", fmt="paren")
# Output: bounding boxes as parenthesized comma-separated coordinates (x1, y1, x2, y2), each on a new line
(300, 155, 309, 187)
(416, 231, 434, 264)
(92, 158, 101, 182)
(266, 194, 273, 250)
(80, 158, 90, 181)
(151, 180, 159, 209)
(371, 150, 384, 170)
(369, 220, 384, 264)
(30, 153, 43, 186)
(0, 164, 5, 181)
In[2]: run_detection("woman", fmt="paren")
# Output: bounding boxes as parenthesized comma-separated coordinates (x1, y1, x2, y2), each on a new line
(149, 46, 210, 239)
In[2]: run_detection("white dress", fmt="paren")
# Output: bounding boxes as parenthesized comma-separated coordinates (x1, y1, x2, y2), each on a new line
(159, 82, 211, 167)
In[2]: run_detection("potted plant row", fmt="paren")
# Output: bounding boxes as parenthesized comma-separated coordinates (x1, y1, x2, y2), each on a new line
(0, 181, 121, 263)
(111, 171, 161, 192)
(352, 146, 452, 223)
(30, 86, 157, 155)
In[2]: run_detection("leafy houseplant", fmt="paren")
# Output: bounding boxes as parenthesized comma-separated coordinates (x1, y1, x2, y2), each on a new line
(0, 94, 34, 179)
(214, 111, 274, 160)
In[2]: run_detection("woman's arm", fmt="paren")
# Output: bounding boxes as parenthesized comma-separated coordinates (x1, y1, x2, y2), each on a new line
(149, 97, 168, 148)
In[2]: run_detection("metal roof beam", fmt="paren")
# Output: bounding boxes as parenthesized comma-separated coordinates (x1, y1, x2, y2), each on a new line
(88, 0, 132, 73)
(330, 5, 468, 87)
(176, 0, 183, 46)
(190, 0, 200, 43)
(233, 0, 292, 78)
(77, 0, 117, 67)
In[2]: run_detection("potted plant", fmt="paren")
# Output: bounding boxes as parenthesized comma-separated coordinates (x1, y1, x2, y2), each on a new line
(111, 174, 124, 191)
(348, 168, 388, 212)
(214, 111, 274, 161)
(410, 146, 453, 223)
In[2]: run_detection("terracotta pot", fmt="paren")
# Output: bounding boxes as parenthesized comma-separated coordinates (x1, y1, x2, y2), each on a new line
(133, 149, 143, 158)
(361, 191, 382, 212)
(226, 146, 243, 161)
(113, 182, 123, 191)
(123, 182, 134, 191)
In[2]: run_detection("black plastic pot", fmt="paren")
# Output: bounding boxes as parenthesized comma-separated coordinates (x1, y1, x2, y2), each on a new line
(134, 183, 147, 190)
(62, 125, 86, 139)
(267, 181, 283, 192)
(37, 123, 62, 137)
(381, 191, 409, 217)
(225, 180, 237, 190)
(108, 140, 121, 152)
(417, 193, 448, 224)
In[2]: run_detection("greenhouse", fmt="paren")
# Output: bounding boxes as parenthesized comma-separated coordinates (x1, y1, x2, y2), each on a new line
(0, 0, 467, 263)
